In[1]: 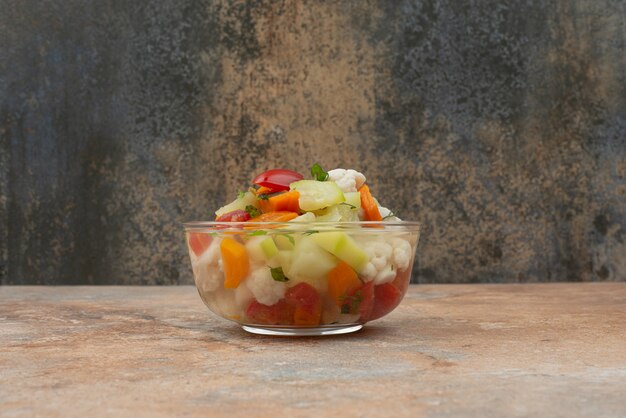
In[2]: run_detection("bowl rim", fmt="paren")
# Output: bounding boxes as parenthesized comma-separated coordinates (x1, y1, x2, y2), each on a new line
(183, 220, 421, 232)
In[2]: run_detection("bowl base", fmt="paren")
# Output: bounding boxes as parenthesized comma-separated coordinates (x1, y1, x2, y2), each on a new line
(241, 324, 363, 336)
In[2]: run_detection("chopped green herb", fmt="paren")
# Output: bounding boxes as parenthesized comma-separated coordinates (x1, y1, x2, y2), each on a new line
(207, 232, 219, 237)
(237, 190, 246, 199)
(258, 190, 289, 201)
(303, 230, 319, 236)
(270, 266, 289, 282)
(310, 163, 329, 181)
(338, 290, 363, 314)
(248, 230, 267, 236)
(351, 290, 363, 312)
(340, 202, 357, 209)
(245, 205, 261, 218)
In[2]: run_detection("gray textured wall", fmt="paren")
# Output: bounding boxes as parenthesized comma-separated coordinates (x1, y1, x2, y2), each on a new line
(1, 0, 625, 285)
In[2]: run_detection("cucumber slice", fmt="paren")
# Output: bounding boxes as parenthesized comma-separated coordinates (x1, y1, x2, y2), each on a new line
(344, 192, 361, 209)
(315, 204, 359, 222)
(245, 236, 279, 261)
(310, 231, 368, 272)
(260, 237, 279, 259)
(215, 191, 258, 217)
(337, 205, 360, 221)
(287, 237, 337, 288)
(290, 180, 345, 211)
(274, 234, 295, 250)
(267, 249, 291, 271)
(314, 206, 342, 222)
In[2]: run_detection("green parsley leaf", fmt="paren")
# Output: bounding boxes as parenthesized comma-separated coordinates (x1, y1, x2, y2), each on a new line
(237, 190, 246, 199)
(270, 266, 289, 282)
(338, 290, 363, 314)
(303, 230, 319, 236)
(310, 163, 329, 181)
(257, 194, 270, 201)
(245, 205, 261, 218)
(351, 290, 363, 312)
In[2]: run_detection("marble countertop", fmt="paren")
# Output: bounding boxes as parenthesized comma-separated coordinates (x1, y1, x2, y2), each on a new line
(1, 284, 625, 417)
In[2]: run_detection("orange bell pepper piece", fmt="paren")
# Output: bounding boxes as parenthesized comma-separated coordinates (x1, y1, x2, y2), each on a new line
(220, 238, 249, 288)
(327, 261, 362, 306)
(258, 190, 300, 213)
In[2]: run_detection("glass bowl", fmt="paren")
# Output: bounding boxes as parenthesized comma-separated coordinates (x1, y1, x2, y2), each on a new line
(183, 221, 420, 336)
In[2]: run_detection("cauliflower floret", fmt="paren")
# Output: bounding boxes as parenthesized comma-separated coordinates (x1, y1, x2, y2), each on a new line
(235, 281, 254, 310)
(361, 241, 395, 285)
(360, 237, 412, 285)
(245, 267, 286, 306)
(391, 237, 412, 270)
(192, 238, 223, 293)
(328, 168, 366, 193)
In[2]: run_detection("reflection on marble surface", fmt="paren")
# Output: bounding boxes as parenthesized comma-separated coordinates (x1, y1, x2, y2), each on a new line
(1, 285, 625, 417)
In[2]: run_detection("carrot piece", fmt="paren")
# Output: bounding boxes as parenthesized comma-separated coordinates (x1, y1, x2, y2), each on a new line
(327, 261, 362, 306)
(245, 211, 299, 226)
(258, 190, 300, 213)
(255, 186, 274, 196)
(220, 238, 249, 288)
(359, 184, 383, 222)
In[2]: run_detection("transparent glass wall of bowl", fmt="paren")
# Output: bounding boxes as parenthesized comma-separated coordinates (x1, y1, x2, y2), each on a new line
(184, 222, 420, 334)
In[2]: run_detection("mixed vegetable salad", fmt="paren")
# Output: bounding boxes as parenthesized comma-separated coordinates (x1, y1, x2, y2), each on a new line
(186, 164, 417, 327)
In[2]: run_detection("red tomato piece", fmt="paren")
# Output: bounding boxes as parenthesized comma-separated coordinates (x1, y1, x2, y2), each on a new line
(357, 281, 374, 321)
(391, 267, 412, 295)
(215, 209, 251, 222)
(245, 299, 294, 325)
(369, 283, 402, 321)
(188, 232, 212, 256)
(252, 169, 304, 193)
(285, 282, 320, 308)
(285, 283, 322, 325)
